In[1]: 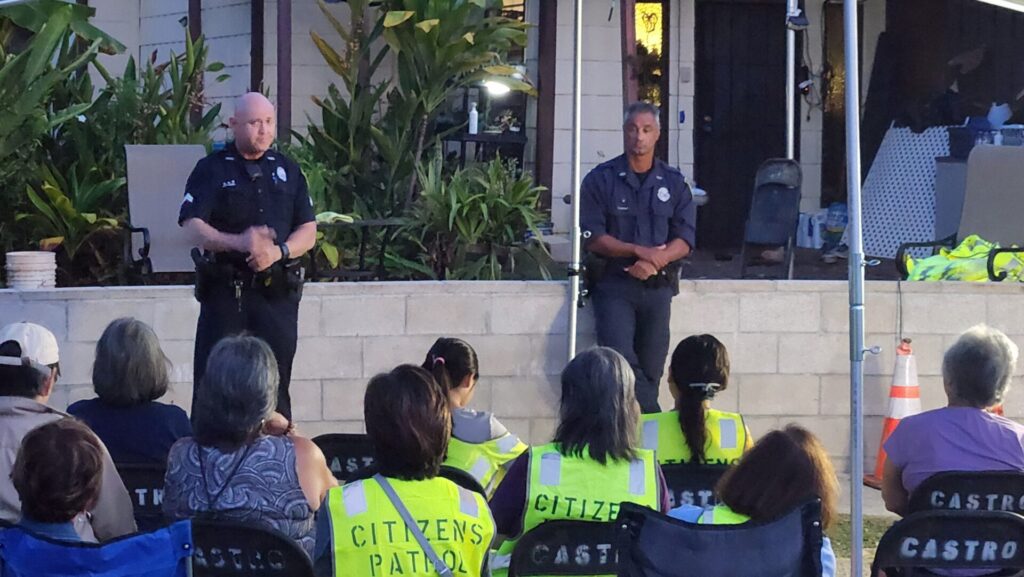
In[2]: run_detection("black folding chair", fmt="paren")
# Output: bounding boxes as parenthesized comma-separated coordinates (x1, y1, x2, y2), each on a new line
(871, 510, 1024, 577)
(116, 463, 169, 532)
(439, 465, 487, 497)
(508, 520, 619, 577)
(615, 500, 823, 577)
(311, 433, 376, 482)
(191, 519, 313, 577)
(909, 470, 1024, 515)
(740, 159, 803, 280)
(660, 463, 729, 509)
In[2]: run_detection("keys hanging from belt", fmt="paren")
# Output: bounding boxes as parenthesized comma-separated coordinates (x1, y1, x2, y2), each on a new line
(233, 280, 244, 312)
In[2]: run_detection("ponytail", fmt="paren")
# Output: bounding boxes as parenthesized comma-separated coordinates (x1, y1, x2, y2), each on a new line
(669, 335, 730, 464)
(422, 338, 479, 394)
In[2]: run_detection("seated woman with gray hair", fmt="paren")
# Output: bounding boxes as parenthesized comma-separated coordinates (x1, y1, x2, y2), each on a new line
(162, 335, 336, 557)
(68, 318, 191, 464)
(488, 347, 669, 576)
(882, 324, 1024, 516)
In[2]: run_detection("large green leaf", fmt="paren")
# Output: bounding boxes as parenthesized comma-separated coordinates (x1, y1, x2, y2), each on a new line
(383, 11, 415, 27)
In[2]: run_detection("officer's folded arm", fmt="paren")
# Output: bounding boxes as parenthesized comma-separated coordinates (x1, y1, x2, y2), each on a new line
(182, 217, 264, 254)
(587, 235, 690, 270)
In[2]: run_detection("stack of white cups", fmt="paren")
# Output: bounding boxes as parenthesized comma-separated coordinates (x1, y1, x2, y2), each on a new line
(5, 251, 57, 289)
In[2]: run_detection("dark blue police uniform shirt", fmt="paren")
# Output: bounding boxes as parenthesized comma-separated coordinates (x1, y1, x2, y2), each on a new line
(67, 398, 192, 465)
(580, 154, 696, 272)
(177, 143, 315, 263)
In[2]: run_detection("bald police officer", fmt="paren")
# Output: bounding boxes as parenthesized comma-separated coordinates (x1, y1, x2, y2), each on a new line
(179, 93, 317, 420)
(580, 102, 696, 413)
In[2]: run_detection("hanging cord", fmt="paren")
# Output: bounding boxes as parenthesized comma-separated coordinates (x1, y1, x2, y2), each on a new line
(896, 279, 904, 344)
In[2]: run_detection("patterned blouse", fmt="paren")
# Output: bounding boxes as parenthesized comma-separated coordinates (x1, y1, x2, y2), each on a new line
(162, 434, 315, 557)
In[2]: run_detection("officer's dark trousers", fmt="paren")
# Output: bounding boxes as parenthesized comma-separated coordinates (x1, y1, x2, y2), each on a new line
(193, 284, 299, 419)
(592, 276, 673, 414)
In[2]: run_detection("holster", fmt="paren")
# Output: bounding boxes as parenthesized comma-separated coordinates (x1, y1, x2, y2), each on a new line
(645, 260, 682, 294)
(583, 253, 608, 293)
(192, 249, 305, 303)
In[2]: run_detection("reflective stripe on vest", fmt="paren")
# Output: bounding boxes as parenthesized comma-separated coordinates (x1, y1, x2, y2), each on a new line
(325, 476, 495, 577)
(640, 409, 748, 465)
(697, 504, 751, 525)
(444, 433, 528, 497)
(494, 443, 660, 574)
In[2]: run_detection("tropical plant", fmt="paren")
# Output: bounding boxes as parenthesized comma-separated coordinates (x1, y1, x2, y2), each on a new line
(305, 0, 534, 223)
(17, 162, 122, 261)
(0, 0, 116, 256)
(400, 150, 549, 280)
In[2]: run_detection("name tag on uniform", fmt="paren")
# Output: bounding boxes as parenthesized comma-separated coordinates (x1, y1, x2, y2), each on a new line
(221, 179, 237, 188)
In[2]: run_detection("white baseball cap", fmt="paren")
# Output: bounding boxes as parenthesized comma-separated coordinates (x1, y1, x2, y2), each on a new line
(0, 322, 59, 373)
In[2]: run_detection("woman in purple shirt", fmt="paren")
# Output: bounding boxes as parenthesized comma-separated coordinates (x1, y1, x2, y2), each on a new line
(882, 324, 1024, 515)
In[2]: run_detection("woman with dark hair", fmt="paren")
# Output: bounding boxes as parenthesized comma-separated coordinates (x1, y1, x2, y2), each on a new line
(11, 419, 104, 542)
(489, 347, 667, 576)
(422, 337, 527, 495)
(313, 365, 495, 577)
(670, 424, 838, 577)
(68, 318, 192, 464)
(641, 334, 751, 465)
(162, 336, 336, 557)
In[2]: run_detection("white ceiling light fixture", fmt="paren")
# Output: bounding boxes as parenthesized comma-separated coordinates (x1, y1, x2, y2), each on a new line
(483, 80, 511, 96)
(976, 0, 1024, 13)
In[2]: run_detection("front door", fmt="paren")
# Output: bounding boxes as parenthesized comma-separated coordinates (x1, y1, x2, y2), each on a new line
(694, 0, 791, 250)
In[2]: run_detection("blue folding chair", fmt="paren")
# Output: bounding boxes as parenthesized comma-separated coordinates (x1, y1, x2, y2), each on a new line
(0, 520, 192, 577)
(660, 463, 729, 509)
(615, 500, 823, 577)
(908, 470, 1024, 515)
(871, 510, 1024, 577)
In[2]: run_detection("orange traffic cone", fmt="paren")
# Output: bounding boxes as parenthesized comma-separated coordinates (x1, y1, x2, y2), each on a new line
(864, 338, 922, 489)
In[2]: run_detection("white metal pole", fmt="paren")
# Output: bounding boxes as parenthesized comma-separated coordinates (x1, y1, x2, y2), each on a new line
(844, 0, 866, 575)
(785, 0, 798, 159)
(567, 0, 584, 361)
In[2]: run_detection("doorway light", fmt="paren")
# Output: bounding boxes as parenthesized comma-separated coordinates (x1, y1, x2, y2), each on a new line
(976, 0, 1024, 12)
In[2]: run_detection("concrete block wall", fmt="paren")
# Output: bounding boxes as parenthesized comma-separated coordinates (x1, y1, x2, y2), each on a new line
(4, 280, 1024, 472)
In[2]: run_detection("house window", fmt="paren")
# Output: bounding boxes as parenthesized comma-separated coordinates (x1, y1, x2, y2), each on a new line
(635, 0, 670, 160)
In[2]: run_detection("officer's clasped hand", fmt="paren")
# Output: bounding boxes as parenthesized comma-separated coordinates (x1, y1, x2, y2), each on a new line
(635, 244, 671, 270)
(625, 260, 659, 281)
(244, 225, 280, 272)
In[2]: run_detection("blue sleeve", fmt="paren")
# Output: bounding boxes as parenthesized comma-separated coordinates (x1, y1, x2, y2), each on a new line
(313, 502, 334, 576)
(291, 160, 316, 227)
(178, 157, 218, 225)
(579, 171, 608, 242)
(820, 536, 836, 577)
(669, 178, 697, 249)
(666, 504, 705, 523)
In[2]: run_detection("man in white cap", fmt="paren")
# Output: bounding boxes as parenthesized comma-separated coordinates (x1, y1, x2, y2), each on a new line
(0, 322, 136, 540)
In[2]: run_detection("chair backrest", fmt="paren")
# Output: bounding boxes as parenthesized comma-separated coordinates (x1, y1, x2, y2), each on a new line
(116, 463, 168, 533)
(908, 470, 1024, 514)
(191, 518, 313, 577)
(871, 510, 1024, 575)
(615, 500, 823, 577)
(0, 519, 192, 577)
(439, 465, 487, 496)
(312, 433, 377, 482)
(660, 463, 729, 509)
(745, 159, 803, 246)
(125, 144, 207, 273)
(959, 145, 1024, 246)
(508, 520, 619, 577)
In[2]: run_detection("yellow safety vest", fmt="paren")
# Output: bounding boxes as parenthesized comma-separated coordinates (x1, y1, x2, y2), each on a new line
(325, 476, 494, 577)
(697, 504, 750, 525)
(640, 409, 748, 465)
(492, 443, 660, 576)
(444, 433, 528, 497)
